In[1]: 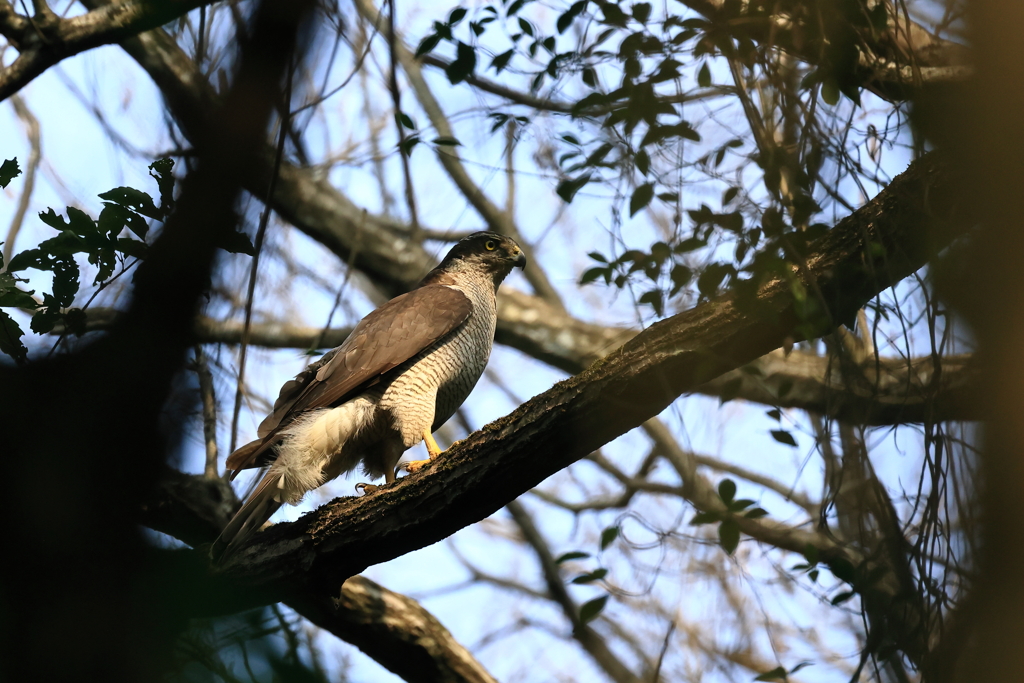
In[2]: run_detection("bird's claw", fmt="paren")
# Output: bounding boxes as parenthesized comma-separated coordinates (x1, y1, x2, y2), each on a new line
(355, 482, 378, 495)
(400, 459, 431, 475)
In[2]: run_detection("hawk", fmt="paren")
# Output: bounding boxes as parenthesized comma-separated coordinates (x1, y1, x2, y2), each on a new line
(212, 232, 526, 558)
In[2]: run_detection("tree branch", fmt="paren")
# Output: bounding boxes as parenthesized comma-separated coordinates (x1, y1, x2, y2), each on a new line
(143, 469, 499, 683)
(507, 500, 645, 683)
(212, 152, 967, 601)
(0, 0, 216, 101)
(80, 0, 977, 430)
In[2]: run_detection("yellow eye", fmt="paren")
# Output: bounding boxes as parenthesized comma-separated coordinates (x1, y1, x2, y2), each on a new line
(484, 240, 496, 251)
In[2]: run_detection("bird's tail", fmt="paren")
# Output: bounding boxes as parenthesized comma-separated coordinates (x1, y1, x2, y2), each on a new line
(211, 470, 284, 562)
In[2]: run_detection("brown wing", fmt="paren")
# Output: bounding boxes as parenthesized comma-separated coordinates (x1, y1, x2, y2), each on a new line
(225, 285, 472, 472)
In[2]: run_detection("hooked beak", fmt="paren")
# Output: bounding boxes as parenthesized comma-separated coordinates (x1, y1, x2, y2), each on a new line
(513, 250, 527, 269)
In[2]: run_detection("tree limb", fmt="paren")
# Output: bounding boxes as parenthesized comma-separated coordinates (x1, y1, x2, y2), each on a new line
(212, 152, 967, 602)
(143, 469, 499, 683)
(0, 0, 216, 102)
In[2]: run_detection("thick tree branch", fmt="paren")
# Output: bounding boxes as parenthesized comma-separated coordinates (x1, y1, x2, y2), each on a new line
(0, 0, 215, 101)
(212, 152, 966, 600)
(143, 470, 498, 683)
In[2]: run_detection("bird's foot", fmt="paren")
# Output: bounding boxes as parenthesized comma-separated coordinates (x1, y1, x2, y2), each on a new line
(399, 458, 434, 474)
(355, 482, 379, 495)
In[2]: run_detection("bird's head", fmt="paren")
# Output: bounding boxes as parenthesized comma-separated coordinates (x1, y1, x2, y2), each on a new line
(426, 231, 527, 285)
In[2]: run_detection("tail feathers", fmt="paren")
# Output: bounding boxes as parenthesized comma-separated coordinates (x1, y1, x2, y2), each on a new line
(211, 472, 284, 562)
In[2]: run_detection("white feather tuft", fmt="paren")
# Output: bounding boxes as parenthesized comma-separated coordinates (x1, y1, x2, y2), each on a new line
(268, 398, 375, 504)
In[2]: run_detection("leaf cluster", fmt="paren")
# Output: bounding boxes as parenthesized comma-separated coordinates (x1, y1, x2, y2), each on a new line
(689, 479, 768, 555)
(555, 524, 621, 626)
(0, 158, 254, 362)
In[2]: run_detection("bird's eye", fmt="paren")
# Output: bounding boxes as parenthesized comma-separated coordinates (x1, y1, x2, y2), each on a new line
(484, 240, 496, 251)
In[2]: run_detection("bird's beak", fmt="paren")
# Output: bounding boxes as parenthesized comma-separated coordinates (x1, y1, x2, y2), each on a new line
(513, 250, 527, 269)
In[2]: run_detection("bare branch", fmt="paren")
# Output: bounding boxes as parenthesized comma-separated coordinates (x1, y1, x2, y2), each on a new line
(353, 0, 566, 312)
(507, 500, 645, 683)
(3, 94, 40, 266)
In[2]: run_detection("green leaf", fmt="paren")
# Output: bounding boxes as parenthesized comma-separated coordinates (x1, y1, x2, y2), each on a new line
(399, 135, 421, 157)
(446, 42, 477, 84)
(718, 479, 736, 504)
(0, 158, 21, 189)
(29, 308, 61, 334)
(571, 568, 608, 584)
(51, 256, 80, 307)
(66, 207, 99, 239)
(491, 49, 514, 73)
(629, 183, 654, 216)
(6, 248, 46, 273)
(669, 264, 692, 294)
(635, 149, 650, 176)
(830, 590, 855, 605)
(416, 32, 442, 57)
(397, 111, 416, 130)
(802, 544, 819, 564)
(766, 408, 781, 421)
(217, 229, 256, 256)
(821, 77, 840, 106)
(690, 510, 720, 525)
(729, 498, 756, 512)
(638, 289, 663, 316)
(770, 429, 797, 447)
(600, 526, 620, 550)
(587, 251, 607, 263)
(98, 203, 149, 240)
(557, 0, 587, 33)
(697, 62, 711, 87)
(148, 158, 175, 215)
(98, 187, 161, 220)
(632, 2, 651, 23)
(579, 595, 608, 624)
(555, 551, 590, 564)
(828, 557, 856, 583)
(754, 666, 787, 681)
(744, 507, 769, 519)
(580, 266, 609, 285)
(718, 519, 740, 554)
(0, 309, 27, 363)
(556, 173, 591, 203)
(448, 7, 467, 25)
(432, 136, 462, 146)
(115, 237, 148, 260)
(0, 287, 37, 309)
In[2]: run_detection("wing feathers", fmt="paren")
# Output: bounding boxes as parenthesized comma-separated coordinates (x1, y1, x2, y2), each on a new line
(224, 285, 472, 474)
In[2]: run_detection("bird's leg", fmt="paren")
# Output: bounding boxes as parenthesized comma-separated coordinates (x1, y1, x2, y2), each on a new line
(401, 428, 443, 474)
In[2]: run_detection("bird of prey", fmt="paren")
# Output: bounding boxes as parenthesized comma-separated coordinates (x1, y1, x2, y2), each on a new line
(212, 232, 526, 558)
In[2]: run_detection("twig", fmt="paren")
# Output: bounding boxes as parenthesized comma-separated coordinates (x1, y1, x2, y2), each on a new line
(229, 56, 293, 454)
(193, 345, 219, 479)
(385, 0, 419, 237)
